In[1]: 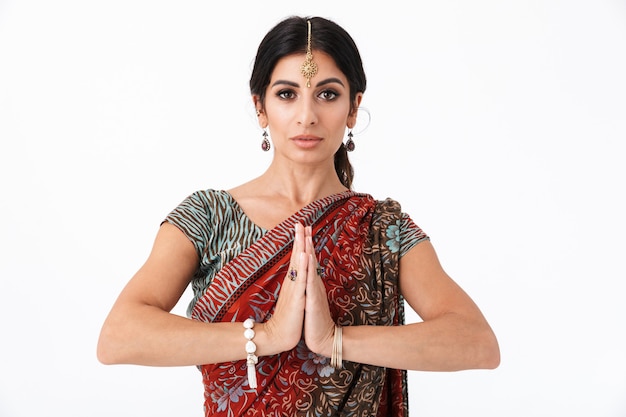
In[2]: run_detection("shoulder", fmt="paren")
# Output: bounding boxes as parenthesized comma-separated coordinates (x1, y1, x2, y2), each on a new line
(168, 189, 237, 216)
(371, 196, 418, 224)
(163, 189, 233, 245)
(375, 196, 401, 211)
(370, 196, 430, 256)
(183, 188, 232, 205)
(369, 196, 409, 223)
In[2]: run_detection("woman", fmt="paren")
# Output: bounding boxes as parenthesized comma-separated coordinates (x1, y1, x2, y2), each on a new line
(97, 15, 500, 416)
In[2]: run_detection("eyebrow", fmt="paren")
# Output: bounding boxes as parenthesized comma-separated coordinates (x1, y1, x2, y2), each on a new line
(271, 77, 346, 88)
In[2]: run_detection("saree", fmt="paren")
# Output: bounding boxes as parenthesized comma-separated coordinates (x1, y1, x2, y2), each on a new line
(190, 191, 409, 416)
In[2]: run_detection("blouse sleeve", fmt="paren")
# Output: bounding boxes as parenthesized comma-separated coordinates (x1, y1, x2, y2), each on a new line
(399, 213, 430, 258)
(163, 191, 213, 260)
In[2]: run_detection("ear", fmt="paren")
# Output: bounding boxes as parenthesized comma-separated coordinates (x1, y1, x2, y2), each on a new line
(347, 93, 364, 129)
(252, 95, 268, 128)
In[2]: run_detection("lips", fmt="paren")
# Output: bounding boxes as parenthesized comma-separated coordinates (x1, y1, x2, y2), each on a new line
(291, 135, 322, 148)
(292, 135, 322, 141)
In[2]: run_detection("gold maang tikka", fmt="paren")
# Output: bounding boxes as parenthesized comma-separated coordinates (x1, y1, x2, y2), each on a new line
(300, 20, 318, 88)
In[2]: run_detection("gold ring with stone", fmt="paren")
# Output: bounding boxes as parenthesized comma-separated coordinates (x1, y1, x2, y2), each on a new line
(288, 268, 297, 281)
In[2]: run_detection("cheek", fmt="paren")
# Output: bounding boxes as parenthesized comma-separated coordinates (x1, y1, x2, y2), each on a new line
(267, 113, 290, 132)
(330, 111, 350, 130)
(264, 106, 288, 125)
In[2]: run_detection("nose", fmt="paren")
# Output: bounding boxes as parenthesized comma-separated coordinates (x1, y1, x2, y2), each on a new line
(296, 97, 317, 126)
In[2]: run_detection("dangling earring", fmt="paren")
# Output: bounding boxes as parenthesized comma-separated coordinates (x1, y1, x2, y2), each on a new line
(345, 130, 355, 152)
(261, 130, 271, 152)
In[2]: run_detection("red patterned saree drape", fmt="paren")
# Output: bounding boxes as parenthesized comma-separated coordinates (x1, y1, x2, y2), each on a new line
(190, 192, 408, 416)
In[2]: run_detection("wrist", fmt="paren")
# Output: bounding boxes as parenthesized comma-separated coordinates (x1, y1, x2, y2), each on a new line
(306, 322, 336, 358)
(330, 324, 343, 369)
(243, 318, 258, 389)
(254, 321, 291, 356)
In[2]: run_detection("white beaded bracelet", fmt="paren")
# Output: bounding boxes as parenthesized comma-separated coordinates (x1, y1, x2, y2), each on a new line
(243, 318, 258, 389)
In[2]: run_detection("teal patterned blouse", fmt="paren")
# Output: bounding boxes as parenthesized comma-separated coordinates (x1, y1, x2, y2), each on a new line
(164, 189, 429, 316)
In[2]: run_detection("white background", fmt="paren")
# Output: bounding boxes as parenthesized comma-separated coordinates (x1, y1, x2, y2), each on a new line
(1, 1, 625, 416)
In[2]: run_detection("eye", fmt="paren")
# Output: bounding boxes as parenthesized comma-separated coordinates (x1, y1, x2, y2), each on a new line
(319, 89, 339, 101)
(277, 89, 296, 100)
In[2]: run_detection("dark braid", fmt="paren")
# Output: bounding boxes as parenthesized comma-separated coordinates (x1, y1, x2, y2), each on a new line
(334, 143, 353, 189)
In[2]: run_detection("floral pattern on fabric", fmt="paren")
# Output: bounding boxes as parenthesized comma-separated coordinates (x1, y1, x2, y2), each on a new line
(385, 220, 402, 253)
(176, 192, 428, 416)
(297, 340, 334, 377)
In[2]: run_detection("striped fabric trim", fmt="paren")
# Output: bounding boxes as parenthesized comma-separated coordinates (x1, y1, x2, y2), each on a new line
(190, 191, 362, 323)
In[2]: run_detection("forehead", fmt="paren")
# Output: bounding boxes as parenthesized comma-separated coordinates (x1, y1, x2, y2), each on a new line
(270, 50, 346, 83)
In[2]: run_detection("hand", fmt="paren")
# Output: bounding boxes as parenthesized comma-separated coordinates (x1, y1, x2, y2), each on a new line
(302, 226, 335, 357)
(263, 223, 308, 352)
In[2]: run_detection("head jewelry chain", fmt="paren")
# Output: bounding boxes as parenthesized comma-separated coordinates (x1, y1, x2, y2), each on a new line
(300, 20, 318, 88)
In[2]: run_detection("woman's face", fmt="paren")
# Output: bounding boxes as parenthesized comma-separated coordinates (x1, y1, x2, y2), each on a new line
(256, 50, 361, 165)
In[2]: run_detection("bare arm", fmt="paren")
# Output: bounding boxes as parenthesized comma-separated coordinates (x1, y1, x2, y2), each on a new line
(96, 222, 303, 366)
(99, 222, 499, 370)
(306, 240, 500, 371)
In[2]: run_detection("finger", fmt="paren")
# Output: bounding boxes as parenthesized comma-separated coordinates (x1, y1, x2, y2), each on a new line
(286, 252, 309, 285)
(298, 223, 309, 257)
(287, 223, 304, 276)
(304, 232, 324, 279)
(304, 226, 314, 256)
(295, 222, 305, 251)
(305, 253, 322, 289)
(295, 251, 309, 287)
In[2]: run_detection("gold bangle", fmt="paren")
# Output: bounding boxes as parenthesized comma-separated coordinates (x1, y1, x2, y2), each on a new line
(330, 324, 343, 370)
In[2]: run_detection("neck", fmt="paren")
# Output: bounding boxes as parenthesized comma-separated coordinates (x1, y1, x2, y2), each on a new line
(256, 161, 348, 206)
